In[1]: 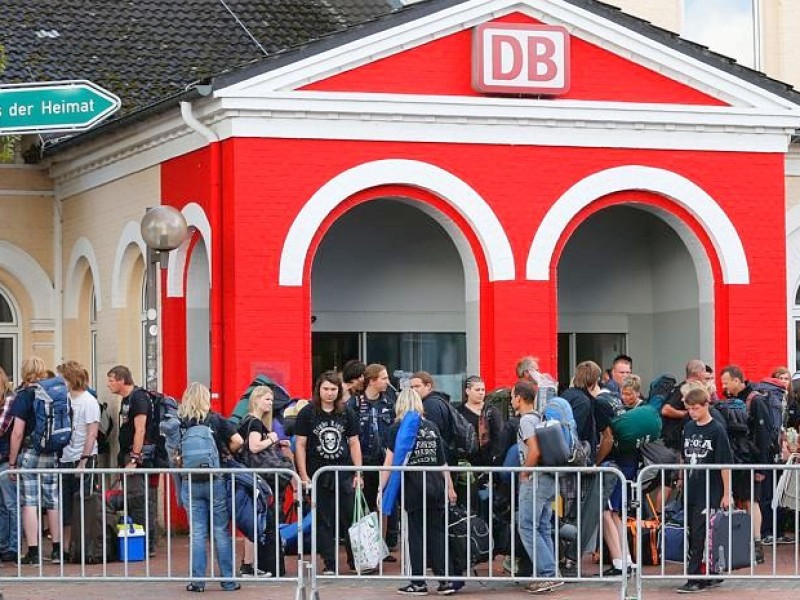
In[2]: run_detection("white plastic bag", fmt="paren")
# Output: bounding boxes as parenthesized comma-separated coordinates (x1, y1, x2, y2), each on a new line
(348, 486, 389, 573)
(773, 453, 800, 511)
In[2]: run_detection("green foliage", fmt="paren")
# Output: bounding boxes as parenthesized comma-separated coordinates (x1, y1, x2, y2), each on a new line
(0, 42, 19, 163)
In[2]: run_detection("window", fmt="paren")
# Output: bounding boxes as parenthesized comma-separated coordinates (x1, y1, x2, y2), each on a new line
(89, 285, 98, 387)
(557, 332, 627, 388)
(683, 0, 759, 69)
(0, 287, 20, 386)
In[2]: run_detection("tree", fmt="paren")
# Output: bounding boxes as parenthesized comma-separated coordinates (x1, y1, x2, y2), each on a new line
(0, 42, 19, 162)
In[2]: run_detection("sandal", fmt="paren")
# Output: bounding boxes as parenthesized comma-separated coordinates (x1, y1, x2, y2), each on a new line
(186, 583, 205, 592)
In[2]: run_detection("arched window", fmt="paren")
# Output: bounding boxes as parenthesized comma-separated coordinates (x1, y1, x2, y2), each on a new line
(0, 287, 20, 385)
(90, 285, 98, 387)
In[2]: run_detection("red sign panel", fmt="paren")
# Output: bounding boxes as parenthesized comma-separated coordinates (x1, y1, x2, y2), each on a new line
(473, 23, 570, 95)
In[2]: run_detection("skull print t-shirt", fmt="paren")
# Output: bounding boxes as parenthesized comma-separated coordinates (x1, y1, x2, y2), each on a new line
(682, 417, 733, 508)
(295, 404, 360, 477)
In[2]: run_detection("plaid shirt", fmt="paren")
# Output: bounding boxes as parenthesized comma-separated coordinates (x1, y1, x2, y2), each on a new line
(0, 393, 16, 461)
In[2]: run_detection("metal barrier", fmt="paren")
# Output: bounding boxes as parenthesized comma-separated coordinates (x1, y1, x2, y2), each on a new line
(634, 462, 800, 598)
(0, 466, 309, 598)
(309, 464, 630, 600)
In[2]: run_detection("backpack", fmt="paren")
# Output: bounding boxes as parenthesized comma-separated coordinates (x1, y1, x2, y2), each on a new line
(486, 387, 513, 421)
(96, 399, 114, 456)
(647, 374, 677, 414)
(144, 389, 179, 467)
(445, 400, 478, 461)
(542, 397, 578, 450)
(749, 381, 785, 462)
(31, 376, 72, 454)
(715, 399, 757, 464)
(448, 504, 491, 574)
(611, 405, 662, 453)
(179, 418, 220, 469)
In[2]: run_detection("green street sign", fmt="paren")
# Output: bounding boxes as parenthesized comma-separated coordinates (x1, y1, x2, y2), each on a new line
(0, 80, 121, 134)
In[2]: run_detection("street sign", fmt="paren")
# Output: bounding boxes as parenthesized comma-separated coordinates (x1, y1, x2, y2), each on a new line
(0, 80, 121, 134)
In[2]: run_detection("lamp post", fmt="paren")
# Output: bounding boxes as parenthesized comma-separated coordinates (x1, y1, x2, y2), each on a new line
(140, 206, 188, 392)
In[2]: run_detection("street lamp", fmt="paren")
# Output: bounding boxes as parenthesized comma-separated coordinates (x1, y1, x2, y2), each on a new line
(140, 206, 188, 392)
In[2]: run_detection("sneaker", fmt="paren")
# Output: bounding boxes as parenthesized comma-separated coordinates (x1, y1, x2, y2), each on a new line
(239, 562, 268, 577)
(397, 584, 428, 596)
(20, 552, 40, 565)
(778, 535, 795, 545)
(676, 582, 707, 594)
(754, 542, 765, 564)
(321, 568, 336, 576)
(705, 579, 724, 588)
(50, 549, 62, 565)
(436, 583, 456, 596)
(526, 581, 563, 594)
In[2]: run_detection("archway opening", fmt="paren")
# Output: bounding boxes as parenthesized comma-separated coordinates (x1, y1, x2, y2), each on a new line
(311, 198, 478, 401)
(557, 205, 713, 387)
(186, 237, 210, 386)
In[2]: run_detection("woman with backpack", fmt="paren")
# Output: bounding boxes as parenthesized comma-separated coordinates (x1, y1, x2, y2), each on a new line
(236, 385, 292, 577)
(457, 375, 504, 507)
(179, 382, 241, 593)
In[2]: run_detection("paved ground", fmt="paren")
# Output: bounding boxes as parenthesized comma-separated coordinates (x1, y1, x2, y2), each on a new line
(1, 539, 799, 600)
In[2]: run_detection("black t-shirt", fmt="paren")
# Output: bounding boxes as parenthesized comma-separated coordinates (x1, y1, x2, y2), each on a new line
(238, 415, 270, 452)
(561, 387, 596, 460)
(118, 387, 152, 463)
(682, 418, 733, 507)
(387, 418, 447, 512)
(662, 383, 688, 450)
(295, 404, 359, 477)
(594, 391, 624, 434)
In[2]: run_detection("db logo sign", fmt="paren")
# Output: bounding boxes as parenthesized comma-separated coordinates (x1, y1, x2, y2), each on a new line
(473, 23, 570, 95)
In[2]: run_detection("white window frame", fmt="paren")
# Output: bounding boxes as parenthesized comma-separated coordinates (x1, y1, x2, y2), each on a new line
(0, 286, 21, 385)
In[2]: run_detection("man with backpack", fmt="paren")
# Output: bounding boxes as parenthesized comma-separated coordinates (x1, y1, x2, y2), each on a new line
(106, 365, 159, 558)
(513, 379, 564, 594)
(720, 364, 779, 564)
(7, 356, 66, 565)
(662, 360, 707, 452)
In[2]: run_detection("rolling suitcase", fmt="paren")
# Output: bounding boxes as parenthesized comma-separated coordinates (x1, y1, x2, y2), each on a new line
(708, 509, 752, 573)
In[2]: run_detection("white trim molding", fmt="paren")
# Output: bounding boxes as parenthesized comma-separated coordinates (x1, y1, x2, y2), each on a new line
(526, 165, 750, 284)
(0, 241, 55, 323)
(166, 202, 213, 298)
(279, 159, 515, 286)
(64, 237, 102, 319)
(111, 221, 147, 309)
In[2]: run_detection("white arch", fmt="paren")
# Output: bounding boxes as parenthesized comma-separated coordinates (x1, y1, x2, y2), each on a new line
(166, 202, 213, 298)
(526, 165, 750, 284)
(0, 241, 54, 322)
(111, 221, 147, 309)
(64, 237, 102, 319)
(279, 159, 515, 286)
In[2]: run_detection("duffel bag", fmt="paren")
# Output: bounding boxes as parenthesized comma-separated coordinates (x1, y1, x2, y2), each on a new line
(612, 405, 662, 453)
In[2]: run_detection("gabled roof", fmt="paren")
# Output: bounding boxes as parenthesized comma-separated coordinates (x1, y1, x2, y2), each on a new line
(0, 0, 402, 117)
(23, 0, 800, 156)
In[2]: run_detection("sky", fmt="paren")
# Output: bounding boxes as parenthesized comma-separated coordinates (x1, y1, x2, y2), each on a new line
(682, 0, 756, 68)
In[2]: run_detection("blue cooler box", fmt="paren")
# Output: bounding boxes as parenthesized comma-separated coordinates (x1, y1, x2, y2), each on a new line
(118, 523, 146, 562)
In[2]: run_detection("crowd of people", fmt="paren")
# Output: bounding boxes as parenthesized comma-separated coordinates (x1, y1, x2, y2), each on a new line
(0, 353, 798, 596)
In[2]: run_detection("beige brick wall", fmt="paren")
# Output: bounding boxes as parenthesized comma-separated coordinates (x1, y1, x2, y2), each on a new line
(602, 0, 682, 34)
(61, 167, 159, 392)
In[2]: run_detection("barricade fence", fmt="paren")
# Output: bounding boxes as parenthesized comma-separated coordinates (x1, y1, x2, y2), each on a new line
(309, 465, 630, 600)
(634, 462, 800, 599)
(0, 466, 305, 592)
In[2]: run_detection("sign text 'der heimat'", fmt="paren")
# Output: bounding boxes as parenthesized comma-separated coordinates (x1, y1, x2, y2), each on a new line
(473, 23, 571, 95)
(0, 80, 121, 134)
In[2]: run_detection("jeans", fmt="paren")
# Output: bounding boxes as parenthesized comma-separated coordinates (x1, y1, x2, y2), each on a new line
(181, 476, 235, 590)
(518, 474, 556, 578)
(0, 462, 18, 554)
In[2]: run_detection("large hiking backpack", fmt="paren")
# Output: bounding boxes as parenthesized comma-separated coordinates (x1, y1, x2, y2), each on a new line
(180, 418, 220, 469)
(31, 376, 72, 454)
(611, 405, 662, 453)
(486, 387, 513, 421)
(647, 374, 677, 414)
(749, 381, 785, 462)
(445, 400, 478, 461)
(229, 374, 293, 427)
(448, 504, 491, 574)
(542, 397, 578, 450)
(715, 399, 757, 464)
(144, 390, 179, 467)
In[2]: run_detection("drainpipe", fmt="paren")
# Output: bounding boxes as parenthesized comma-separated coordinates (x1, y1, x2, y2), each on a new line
(53, 195, 63, 366)
(179, 100, 224, 411)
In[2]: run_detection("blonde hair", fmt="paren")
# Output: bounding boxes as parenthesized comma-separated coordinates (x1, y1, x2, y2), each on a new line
(0, 367, 10, 395)
(248, 385, 274, 429)
(20, 356, 47, 385)
(621, 374, 641, 395)
(178, 382, 211, 422)
(395, 388, 424, 422)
